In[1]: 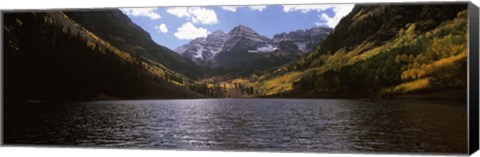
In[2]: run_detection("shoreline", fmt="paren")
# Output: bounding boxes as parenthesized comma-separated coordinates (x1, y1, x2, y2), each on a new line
(3, 89, 467, 103)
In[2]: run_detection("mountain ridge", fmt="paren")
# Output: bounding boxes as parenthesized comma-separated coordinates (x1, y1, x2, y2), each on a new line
(176, 24, 333, 71)
(63, 10, 203, 79)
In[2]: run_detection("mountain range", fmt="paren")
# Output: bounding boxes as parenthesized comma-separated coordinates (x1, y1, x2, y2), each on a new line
(2, 4, 469, 100)
(176, 25, 332, 71)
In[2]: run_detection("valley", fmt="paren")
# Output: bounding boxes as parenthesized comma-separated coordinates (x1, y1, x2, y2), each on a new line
(2, 4, 469, 101)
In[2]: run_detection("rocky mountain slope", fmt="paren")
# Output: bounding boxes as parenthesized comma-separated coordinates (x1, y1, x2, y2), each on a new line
(272, 27, 333, 52)
(175, 25, 332, 70)
(175, 30, 230, 67)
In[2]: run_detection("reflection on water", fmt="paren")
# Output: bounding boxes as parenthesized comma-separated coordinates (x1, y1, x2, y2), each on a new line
(4, 99, 467, 153)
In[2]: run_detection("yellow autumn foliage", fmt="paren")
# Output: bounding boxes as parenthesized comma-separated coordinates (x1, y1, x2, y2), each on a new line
(394, 78, 431, 93)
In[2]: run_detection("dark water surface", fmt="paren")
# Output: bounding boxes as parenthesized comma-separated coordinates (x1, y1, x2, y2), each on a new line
(4, 99, 467, 153)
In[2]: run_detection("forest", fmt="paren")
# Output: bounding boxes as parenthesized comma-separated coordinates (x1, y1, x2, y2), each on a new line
(252, 5, 468, 100)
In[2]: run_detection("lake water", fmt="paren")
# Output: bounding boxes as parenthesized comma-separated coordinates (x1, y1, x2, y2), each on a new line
(3, 99, 467, 153)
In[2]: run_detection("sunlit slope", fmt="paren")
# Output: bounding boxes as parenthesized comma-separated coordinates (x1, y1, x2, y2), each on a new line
(255, 4, 468, 99)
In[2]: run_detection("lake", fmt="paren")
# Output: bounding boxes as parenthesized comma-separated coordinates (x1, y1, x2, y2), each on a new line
(3, 98, 467, 154)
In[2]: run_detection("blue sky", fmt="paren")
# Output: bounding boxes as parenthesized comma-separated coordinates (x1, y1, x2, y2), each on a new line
(120, 4, 354, 50)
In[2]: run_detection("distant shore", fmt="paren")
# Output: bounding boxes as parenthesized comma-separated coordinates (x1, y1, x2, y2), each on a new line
(3, 89, 467, 104)
(260, 89, 467, 102)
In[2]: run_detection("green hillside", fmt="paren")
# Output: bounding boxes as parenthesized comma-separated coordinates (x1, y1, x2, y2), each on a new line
(254, 4, 468, 100)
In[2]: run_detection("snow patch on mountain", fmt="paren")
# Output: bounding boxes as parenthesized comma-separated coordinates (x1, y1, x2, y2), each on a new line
(175, 25, 333, 67)
(194, 47, 204, 59)
(248, 44, 278, 53)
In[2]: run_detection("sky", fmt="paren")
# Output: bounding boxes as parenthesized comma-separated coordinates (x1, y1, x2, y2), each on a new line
(120, 4, 355, 50)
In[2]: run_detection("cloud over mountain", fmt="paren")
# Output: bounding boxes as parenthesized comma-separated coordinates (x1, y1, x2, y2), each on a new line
(167, 7, 218, 25)
(282, 4, 354, 28)
(120, 8, 161, 20)
(155, 23, 169, 33)
(174, 22, 210, 40)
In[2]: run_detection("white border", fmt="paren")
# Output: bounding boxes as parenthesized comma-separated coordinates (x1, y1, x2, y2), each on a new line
(0, 0, 473, 10)
(0, 0, 478, 157)
(0, 146, 470, 157)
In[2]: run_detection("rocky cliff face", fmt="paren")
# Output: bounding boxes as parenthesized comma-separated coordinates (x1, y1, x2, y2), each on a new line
(223, 25, 271, 52)
(205, 30, 229, 57)
(176, 30, 229, 66)
(272, 27, 333, 52)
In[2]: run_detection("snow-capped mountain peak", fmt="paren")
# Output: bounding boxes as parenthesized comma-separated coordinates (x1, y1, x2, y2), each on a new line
(175, 25, 333, 67)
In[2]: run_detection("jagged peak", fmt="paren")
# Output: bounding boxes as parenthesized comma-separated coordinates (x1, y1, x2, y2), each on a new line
(233, 24, 252, 30)
(189, 37, 206, 43)
(228, 25, 257, 35)
(307, 26, 334, 31)
(211, 29, 226, 35)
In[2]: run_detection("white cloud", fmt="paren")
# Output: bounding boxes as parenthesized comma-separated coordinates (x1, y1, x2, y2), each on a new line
(189, 7, 218, 25)
(166, 7, 218, 25)
(220, 6, 240, 12)
(282, 4, 354, 28)
(166, 7, 190, 18)
(248, 5, 266, 12)
(315, 5, 354, 28)
(282, 5, 332, 13)
(155, 23, 168, 33)
(120, 8, 161, 20)
(174, 22, 210, 40)
(220, 6, 266, 12)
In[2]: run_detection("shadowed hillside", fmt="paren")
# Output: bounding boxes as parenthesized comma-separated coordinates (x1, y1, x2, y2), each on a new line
(64, 10, 203, 79)
(3, 12, 206, 101)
